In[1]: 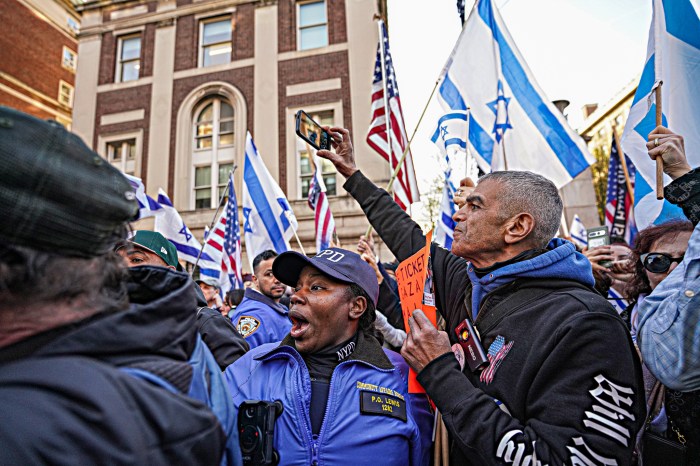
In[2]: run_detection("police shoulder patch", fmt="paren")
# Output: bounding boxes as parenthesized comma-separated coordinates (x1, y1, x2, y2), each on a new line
(236, 315, 261, 338)
(359, 390, 407, 422)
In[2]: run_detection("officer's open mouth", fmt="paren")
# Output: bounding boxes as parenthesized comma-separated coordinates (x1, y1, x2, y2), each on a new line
(289, 312, 310, 338)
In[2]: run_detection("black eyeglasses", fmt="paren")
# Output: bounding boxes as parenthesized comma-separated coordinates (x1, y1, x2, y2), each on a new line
(640, 252, 685, 274)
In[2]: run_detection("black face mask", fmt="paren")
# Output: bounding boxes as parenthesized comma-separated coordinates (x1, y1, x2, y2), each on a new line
(641, 252, 685, 273)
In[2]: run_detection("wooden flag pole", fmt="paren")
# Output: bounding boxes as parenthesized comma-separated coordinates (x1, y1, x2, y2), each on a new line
(364, 77, 442, 237)
(612, 125, 635, 197)
(655, 84, 664, 199)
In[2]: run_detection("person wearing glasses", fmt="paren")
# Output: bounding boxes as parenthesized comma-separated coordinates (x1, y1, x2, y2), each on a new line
(625, 125, 700, 464)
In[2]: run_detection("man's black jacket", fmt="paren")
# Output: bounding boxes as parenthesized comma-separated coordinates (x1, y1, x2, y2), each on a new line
(345, 171, 645, 465)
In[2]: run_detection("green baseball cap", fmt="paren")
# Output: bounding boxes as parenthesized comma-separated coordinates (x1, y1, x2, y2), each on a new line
(130, 231, 181, 270)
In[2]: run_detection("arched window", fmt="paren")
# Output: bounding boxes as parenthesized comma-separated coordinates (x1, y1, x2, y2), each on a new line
(192, 97, 235, 209)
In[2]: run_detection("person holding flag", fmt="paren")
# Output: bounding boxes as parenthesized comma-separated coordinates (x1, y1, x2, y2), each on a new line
(317, 125, 644, 465)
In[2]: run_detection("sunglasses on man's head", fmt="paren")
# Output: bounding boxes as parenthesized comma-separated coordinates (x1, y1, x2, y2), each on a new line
(640, 252, 685, 274)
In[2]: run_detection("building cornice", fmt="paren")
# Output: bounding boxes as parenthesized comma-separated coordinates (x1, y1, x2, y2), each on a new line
(579, 78, 638, 135)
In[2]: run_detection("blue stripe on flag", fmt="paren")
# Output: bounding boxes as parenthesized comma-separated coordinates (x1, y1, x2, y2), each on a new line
(469, 118, 495, 165)
(477, 0, 589, 177)
(571, 233, 587, 244)
(633, 104, 668, 143)
(157, 194, 174, 207)
(431, 112, 469, 142)
(444, 138, 467, 149)
(199, 268, 220, 279)
(174, 242, 215, 263)
(632, 56, 656, 106)
(441, 212, 456, 230)
(440, 74, 468, 111)
(663, 0, 700, 49)
(244, 155, 288, 253)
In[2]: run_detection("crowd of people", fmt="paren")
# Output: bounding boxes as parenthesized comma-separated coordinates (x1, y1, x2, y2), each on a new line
(0, 104, 698, 465)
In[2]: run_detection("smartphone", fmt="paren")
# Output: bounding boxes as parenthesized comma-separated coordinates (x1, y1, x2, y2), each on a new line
(295, 110, 332, 150)
(587, 226, 612, 267)
(238, 400, 283, 466)
(455, 319, 489, 373)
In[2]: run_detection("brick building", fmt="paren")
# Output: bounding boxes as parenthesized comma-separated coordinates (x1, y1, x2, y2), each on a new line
(0, 0, 80, 126)
(72, 0, 394, 266)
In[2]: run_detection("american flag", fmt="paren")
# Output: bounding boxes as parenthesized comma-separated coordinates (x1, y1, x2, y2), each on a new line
(223, 174, 243, 289)
(605, 139, 637, 246)
(201, 174, 243, 294)
(480, 335, 513, 385)
(366, 19, 420, 212)
(308, 159, 336, 252)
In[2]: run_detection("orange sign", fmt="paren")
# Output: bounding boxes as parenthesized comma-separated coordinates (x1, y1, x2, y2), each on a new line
(395, 231, 437, 393)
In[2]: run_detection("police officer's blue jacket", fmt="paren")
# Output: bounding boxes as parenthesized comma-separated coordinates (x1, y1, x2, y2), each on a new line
(224, 331, 432, 466)
(230, 288, 291, 349)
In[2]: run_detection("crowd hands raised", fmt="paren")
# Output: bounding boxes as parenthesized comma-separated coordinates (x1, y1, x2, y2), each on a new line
(0, 105, 698, 466)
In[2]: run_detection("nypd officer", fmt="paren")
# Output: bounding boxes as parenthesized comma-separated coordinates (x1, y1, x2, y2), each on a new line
(224, 248, 432, 465)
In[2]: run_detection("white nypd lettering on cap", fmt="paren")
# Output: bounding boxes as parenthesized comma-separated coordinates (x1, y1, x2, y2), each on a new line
(161, 247, 168, 255)
(317, 249, 345, 263)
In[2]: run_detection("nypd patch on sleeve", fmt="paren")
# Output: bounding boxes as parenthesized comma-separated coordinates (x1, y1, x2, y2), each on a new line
(359, 390, 407, 422)
(236, 315, 261, 338)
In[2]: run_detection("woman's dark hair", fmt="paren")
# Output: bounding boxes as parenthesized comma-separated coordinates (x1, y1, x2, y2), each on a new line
(623, 219, 694, 301)
(345, 283, 383, 344)
(226, 288, 245, 307)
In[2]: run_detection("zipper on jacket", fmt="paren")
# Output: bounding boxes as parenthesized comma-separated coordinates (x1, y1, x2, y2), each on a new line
(311, 435, 319, 466)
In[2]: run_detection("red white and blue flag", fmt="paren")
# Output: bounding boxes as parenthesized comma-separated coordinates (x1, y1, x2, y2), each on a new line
(201, 175, 243, 293)
(366, 19, 419, 212)
(480, 335, 514, 384)
(605, 140, 638, 246)
(308, 156, 336, 252)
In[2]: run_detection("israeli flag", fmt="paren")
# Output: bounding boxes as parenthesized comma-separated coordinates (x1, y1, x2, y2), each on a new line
(154, 189, 216, 266)
(242, 132, 298, 267)
(438, 0, 593, 189)
(621, 0, 700, 229)
(569, 214, 587, 249)
(431, 111, 469, 159)
(124, 174, 161, 220)
(434, 173, 457, 250)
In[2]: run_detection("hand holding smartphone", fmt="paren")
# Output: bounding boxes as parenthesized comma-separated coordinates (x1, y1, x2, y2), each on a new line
(295, 110, 333, 150)
(586, 226, 613, 268)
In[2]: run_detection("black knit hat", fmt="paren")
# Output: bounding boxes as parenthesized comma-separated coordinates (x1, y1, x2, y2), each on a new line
(0, 106, 138, 257)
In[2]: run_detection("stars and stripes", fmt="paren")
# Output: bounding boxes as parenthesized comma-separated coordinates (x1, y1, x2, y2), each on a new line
(223, 174, 243, 289)
(605, 140, 637, 246)
(366, 19, 420, 212)
(480, 335, 514, 384)
(307, 155, 336, 252)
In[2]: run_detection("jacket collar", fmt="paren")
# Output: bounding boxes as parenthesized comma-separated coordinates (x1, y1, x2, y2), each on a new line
(244, 288, 288, 316)
(256, 330, 394, 370)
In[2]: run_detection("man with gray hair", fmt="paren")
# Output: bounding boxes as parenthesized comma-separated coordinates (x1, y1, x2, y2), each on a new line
(318, 127, 644, 465)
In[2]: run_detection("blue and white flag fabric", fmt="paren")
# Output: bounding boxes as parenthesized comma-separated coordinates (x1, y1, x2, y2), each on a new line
(434, 173, 457, 250)
(124, 174, 161, 220)
(569, 214, 587, 249)
(605, 140, 638, 246)
(437, 0, 593, 188)
(621, 0, 700, 229)
(242, 132, 298, 267)
(154, 189, 215, 267)
(431, 111, 469, 163)
(607, 287, 629, 316)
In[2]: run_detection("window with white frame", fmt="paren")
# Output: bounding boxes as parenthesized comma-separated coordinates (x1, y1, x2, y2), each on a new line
(58, 81, 74, 107)
(200, 17, 232, 68)
(298, 110, 336, 198)
(106, 139, 137, 175)
(192, 97, 235, 209)
(297, 1, 328, 50)
(116, 35, 141, 83)
(62, 47, 77, 72)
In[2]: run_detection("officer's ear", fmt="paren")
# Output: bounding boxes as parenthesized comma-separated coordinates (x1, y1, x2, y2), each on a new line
(348, 295, 367, 322)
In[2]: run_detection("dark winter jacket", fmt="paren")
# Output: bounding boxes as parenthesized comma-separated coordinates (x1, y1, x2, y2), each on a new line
(345, 170, 645, 465)
(0, 266, 225, 465)
(193, 283, 249, 370)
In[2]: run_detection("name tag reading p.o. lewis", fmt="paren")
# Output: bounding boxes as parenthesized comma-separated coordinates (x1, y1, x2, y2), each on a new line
(359, 390, 407, 422)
